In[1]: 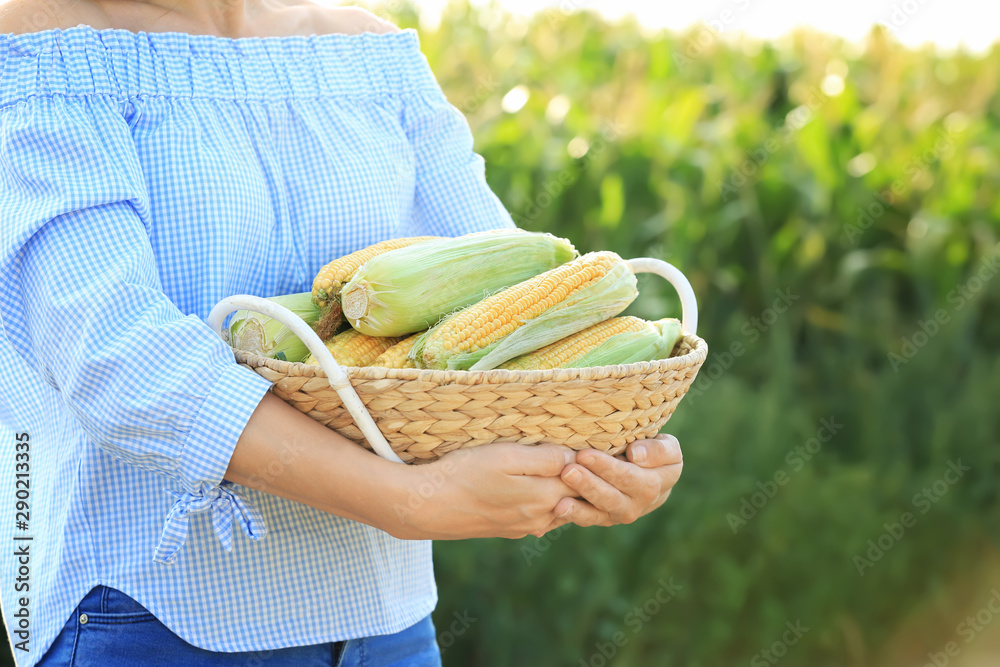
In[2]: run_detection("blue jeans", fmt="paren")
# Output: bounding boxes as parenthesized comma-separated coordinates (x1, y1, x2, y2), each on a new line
(39, 586, 442, 666)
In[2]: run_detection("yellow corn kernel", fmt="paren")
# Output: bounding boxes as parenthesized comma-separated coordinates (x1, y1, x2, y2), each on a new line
(310, 236, 438, 339)
(418, 250, 638, 371)
(498, 316, 648, 370)
(304, 329, 404, 368)
(431, 253, 619, 356)
(368, 333, 422, 369)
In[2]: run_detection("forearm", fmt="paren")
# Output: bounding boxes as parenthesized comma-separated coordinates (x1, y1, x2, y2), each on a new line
(224, 392, 412, 532)
(225, 393, 590, 541)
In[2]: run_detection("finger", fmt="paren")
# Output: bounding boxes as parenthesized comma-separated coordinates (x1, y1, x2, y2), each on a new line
(576, 449, 648, 498)
(532, 474, 579, 499)
(533, 510, 576, 536)
(656, 462, 683, 491)
(577, 449, 683, 509)
(627, 433, 682, 468)
(553, 498, 612, 528)
(561, 463, 631, 520)
(500, 443, 576, 477)
(585, 451, 683, 497)
(527, 495, 586, 537)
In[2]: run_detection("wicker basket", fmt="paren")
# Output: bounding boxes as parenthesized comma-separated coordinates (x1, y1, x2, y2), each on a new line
(208, 257, 707, 464)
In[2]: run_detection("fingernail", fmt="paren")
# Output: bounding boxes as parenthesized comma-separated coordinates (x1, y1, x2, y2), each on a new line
(558, 505, 574, 518)
(579, 455, 596, 466)
(632, 444, 647, 463)
(565, 469, 581, 483)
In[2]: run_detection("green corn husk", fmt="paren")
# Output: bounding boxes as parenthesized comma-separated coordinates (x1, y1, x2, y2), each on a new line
(567, 317, 683, 368)
(654, 317, 684, 358)
(414, 253, 639, 371)
(227, 291, 320, 363)
(339, 230, 578, 337)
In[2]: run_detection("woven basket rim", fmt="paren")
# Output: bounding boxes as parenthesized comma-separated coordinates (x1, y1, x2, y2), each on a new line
(232, 332, 708, 385)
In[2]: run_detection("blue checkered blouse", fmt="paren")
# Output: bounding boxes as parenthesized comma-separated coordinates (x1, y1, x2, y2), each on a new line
(0, 24, 515, 663)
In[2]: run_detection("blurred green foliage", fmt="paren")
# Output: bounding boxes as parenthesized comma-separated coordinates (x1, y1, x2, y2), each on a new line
(364, 1, 1000, 665)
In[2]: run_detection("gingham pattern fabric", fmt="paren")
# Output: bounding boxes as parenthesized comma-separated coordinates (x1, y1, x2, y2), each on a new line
(0, 25, 514, 664)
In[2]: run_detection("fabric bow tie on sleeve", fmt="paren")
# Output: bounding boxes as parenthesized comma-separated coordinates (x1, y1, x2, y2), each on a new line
(154, 482, 266, 564)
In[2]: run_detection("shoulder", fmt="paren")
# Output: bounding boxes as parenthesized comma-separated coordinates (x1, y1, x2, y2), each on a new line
(0, 0, 47, 35)
(0, 0, 103, 35)
(297, 3, 401, 36)
(0, 1, 402, 38)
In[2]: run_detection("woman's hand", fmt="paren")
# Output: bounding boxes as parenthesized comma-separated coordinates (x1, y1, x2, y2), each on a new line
(386, 442, 578, 541)
(553, 434, 683, 527)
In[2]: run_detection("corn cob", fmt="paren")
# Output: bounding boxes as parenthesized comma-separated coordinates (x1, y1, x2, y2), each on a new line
(227, 292, 320, 363)
(498, 317, 682, 370)
(368, 333, 423, 369)
(498, 316, 645, 370)
(340, 229, 578, 337)
(311, 236, 439, 339)
(304, 329, 405, 367)
(413, 251, 638, 371)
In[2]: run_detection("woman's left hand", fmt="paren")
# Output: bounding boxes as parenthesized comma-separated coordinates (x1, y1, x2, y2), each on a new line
(552, 433, 683, 527)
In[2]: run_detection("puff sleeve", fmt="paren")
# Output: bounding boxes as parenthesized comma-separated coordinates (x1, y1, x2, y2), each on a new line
(0, 94, 273, 564)
(396, 54, 517, 237)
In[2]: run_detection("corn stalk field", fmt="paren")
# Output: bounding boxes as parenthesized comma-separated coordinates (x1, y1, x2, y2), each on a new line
(366, 2, 1000, 665)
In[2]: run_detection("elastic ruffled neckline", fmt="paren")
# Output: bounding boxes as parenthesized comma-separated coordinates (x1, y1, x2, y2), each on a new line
(2, 22, 420, 55)
(0, 23, 436, 104)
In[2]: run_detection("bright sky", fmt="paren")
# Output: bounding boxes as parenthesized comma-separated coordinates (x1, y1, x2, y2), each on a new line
(414, 0, 997, 52)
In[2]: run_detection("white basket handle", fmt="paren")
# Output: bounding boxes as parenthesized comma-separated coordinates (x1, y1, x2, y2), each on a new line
(627, 257, 698, 335)
(207, 296, 404, 464)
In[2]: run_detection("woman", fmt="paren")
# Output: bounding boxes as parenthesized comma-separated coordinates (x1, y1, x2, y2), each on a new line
(0, 1, 684, 665)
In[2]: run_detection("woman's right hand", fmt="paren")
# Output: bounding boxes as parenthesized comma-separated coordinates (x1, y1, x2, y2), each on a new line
(383, 442, 579, 541)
